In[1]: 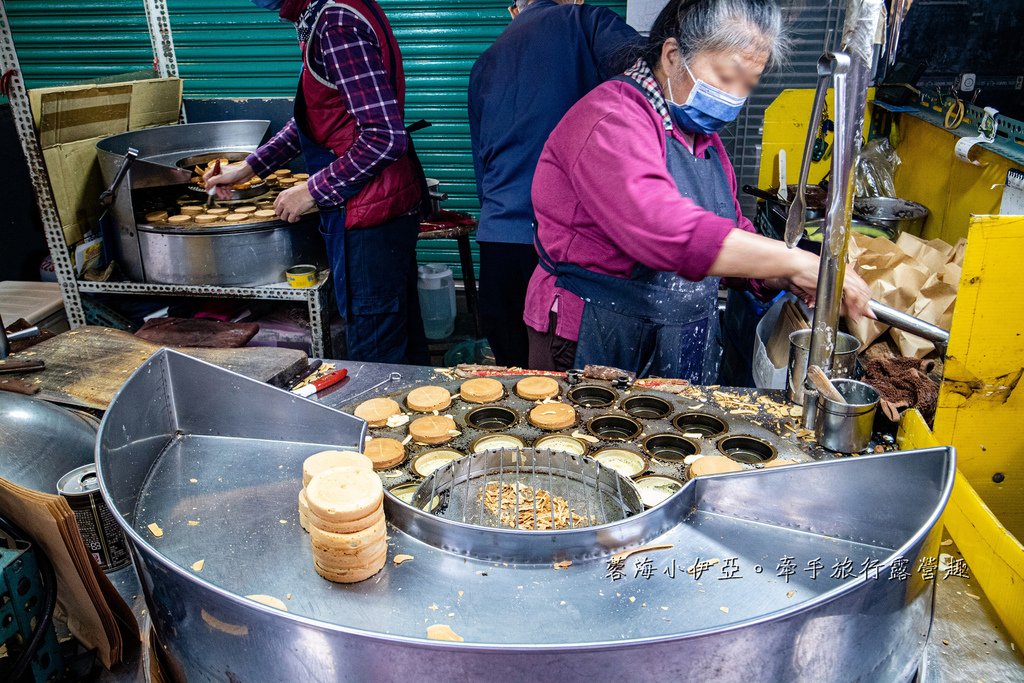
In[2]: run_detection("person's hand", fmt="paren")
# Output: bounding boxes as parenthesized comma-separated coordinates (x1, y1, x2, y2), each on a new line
(777, 249, 875, 321)
(275, 182, 317, 223)
(203, 162, 255, 199)
(838, 268, 873, 321)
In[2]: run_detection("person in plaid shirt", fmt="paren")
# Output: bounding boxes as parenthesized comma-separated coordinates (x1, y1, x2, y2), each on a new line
(209, 0, 428, 365)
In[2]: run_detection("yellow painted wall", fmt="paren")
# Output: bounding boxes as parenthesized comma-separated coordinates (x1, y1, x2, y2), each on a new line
(891, 117, 1013, 245)
(757, 88, 874, 190)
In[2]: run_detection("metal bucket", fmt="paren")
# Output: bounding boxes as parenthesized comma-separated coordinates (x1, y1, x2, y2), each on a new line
(787, 329, 861, 403)
(815, 379, 881, 453)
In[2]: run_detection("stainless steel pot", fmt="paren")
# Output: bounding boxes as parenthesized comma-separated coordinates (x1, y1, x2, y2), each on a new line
(814, 379, 881, 452)
(96, 121, 327, 286)
(135, 213, 324, 287)
(743, 184, 829, 221)
(853, 197, 929, 238)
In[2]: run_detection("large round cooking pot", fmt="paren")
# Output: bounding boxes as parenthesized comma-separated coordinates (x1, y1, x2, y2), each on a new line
(135, 213, 325, 287)
(853, 197, 929, 237)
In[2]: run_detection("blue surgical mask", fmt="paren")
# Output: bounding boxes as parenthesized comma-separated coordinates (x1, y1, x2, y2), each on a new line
(250, 0, 284, 9)
(666, 59, 746, 135)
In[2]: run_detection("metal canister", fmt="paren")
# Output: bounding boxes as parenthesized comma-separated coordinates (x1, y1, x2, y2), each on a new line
(787, 329, 860, 403)
(57, 464, 131, 572)
(814, 379, 880, 453)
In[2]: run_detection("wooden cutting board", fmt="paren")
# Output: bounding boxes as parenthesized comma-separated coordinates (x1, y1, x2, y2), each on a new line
(6, 326, 308, 410)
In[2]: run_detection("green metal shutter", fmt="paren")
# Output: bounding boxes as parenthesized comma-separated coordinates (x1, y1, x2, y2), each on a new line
(165, 0, 628, 278)
(5, 1, 153, 88)
(8, 0, 626, 278)
(390, 0, 629, 276)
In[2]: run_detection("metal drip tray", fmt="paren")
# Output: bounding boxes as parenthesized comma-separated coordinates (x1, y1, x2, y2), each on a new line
(412, 449, 643, 531)
(97, 351, 957, 682)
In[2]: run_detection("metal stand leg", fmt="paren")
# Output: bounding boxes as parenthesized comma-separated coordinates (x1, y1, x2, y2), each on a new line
(307, 281, 333, 359)
(456, 234, 481, 337)
(0, 4, 86, 328)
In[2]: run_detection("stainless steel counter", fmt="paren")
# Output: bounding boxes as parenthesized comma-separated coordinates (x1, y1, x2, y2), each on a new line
(95, 359, 1020, 682)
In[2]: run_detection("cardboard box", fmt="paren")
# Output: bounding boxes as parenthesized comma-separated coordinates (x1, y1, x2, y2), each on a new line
(42, 138, 107, 245)
(30, 84, 132, 148)
(28, 77, 183, 246)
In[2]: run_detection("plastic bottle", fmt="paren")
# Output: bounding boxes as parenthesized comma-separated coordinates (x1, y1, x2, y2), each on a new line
(417, 264, 456, 340)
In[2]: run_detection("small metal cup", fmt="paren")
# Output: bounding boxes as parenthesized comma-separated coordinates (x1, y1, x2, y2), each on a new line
(787, 329, 860, 403)
(814, 379, 880, 453)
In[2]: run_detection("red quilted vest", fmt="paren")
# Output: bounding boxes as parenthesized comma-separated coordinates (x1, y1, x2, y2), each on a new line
(298, 0, 422, 229)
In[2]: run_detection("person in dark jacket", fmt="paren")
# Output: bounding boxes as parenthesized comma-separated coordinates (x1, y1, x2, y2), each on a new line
(468, 0, 640, 367)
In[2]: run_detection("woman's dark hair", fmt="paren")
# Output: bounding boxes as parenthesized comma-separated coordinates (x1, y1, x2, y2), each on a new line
(641, 0, 789, 71)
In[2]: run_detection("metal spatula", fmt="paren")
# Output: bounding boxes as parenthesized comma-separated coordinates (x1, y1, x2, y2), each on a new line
(206, 159, 221, 209)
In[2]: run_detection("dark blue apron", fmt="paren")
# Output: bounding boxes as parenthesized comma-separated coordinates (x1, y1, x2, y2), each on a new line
(293, 119, 351, 310)
(535, 76, 736, 382)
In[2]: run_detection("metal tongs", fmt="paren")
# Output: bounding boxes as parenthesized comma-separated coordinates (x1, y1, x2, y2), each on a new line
(784, 53, 849, 248)
(206, 158, 221, 208)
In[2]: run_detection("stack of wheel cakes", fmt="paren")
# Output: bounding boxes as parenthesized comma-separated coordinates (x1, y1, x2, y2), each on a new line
(298, 451, 387, 583)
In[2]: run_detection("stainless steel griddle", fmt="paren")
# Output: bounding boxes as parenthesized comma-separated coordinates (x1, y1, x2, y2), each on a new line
(96, 350, 955, 682)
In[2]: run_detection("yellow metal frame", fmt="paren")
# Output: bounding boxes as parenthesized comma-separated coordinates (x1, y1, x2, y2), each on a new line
(762, 92, 1024, 648)
(899, 409, 1024, 650)
(759, 91, 1017, 244)
(757, 88, 874, 190)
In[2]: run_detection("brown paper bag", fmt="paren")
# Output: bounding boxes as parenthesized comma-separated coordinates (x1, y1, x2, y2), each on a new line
(847, 233, 930, 345)
(892, 272, 958, 358)
(0, 478, 139, 669)
(847, 232, 960, 356)
(896, 233, 954, 273)
(949, 238, 968, 267)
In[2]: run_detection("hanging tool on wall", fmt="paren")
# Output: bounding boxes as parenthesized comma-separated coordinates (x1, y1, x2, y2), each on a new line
(885, 0, 908, 66)
(812, 100, 834, 163)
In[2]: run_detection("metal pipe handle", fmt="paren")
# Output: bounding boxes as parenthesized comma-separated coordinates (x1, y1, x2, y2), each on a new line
(869, 300, 950, 345)
(6, 326, 41, 343)
(99, 147, 139, 207)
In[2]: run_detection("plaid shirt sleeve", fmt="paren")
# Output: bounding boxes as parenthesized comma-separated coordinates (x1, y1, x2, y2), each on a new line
(246, 118, 302, 178)
(304, 7, 408, 207)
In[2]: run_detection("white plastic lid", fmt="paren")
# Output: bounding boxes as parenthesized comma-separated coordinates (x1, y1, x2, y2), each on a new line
(418, 264, 452, 279)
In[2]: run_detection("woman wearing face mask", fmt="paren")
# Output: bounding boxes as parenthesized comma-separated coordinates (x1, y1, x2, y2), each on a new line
(523, 0, 873, 380)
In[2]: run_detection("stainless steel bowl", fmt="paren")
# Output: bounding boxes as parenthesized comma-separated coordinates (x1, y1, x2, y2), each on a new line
(853, 197, 929, 238)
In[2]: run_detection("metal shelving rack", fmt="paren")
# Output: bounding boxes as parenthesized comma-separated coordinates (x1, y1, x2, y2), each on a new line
(0, 1, 335, 357)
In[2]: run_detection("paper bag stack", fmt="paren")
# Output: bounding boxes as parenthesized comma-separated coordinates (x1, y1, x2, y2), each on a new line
(847, 232, 966, 358)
